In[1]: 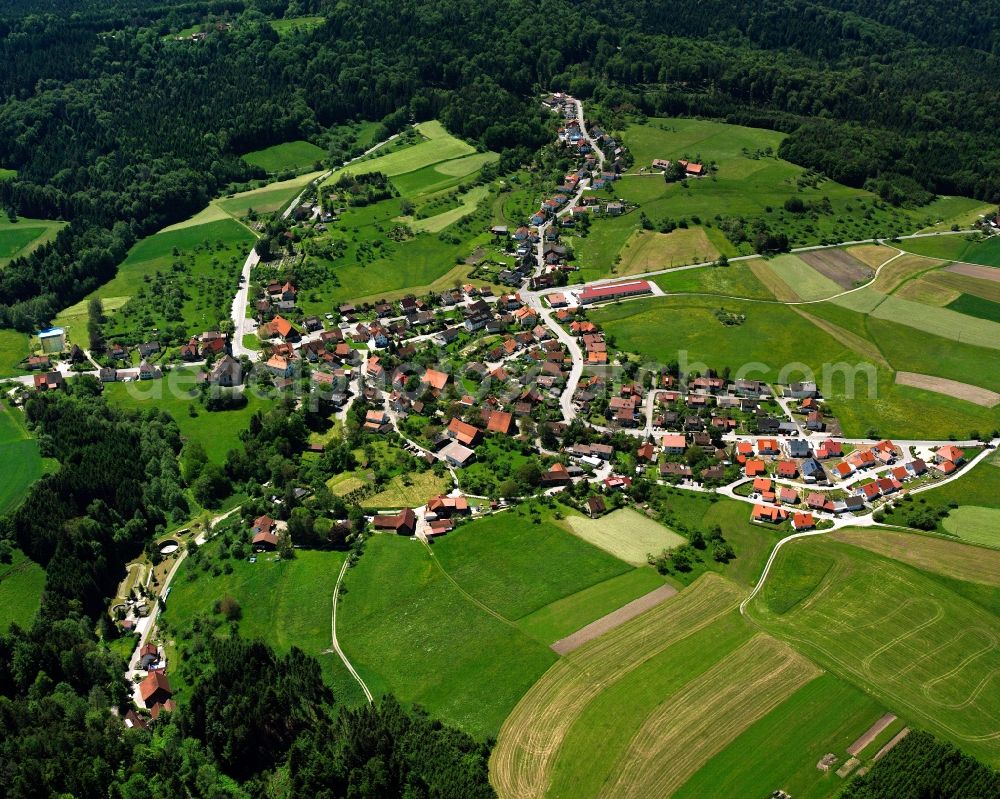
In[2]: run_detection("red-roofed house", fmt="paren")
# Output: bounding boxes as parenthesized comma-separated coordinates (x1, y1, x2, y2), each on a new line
(485, 410, 515, 435)
(752, 477, 773, 494)
(447, 418, 483, 447)
(935, 445, 965, 466)
(792, 512, 815, 531)
(752, 504, 788, 524)
(421, 369, 449, 391)
(745, 459, 766, 477)
(776, 461, 798, 479)
(373, 507, 417, 536)
(139, 671, 173, 708)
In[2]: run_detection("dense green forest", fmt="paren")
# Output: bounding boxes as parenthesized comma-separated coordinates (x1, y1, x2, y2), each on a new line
(839, 731, 1000, 799)
(0, 0, 997, 329)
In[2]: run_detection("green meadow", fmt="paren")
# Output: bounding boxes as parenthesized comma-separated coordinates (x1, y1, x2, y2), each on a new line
(338, 534, 557, 739)
(0, 328, 32, 377)
(0, 217, 66, 269)
(163, 543, 365, 705)
(241, 139, 325, 173)
(430, 506, 633, 620)
(900, 234, 1000, 266)
(0, 549, 45, 631)
(749, 536, 1000, 765)
(571, 117, 985, 280)
(54, 218, 253, 344)
(269, 16, 325, 36)
(0, 403, 56, 516)
(101, 369, 273, 463)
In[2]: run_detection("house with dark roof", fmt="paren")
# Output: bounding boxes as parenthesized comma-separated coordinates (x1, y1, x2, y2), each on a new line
(373, 507, 417, 536)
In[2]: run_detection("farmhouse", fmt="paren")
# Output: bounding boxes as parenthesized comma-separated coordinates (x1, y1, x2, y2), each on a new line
(138, 671, 173, 709)
(33, 372, 64, 391)
(578, 280, 652, 305)
(251, 515, 278, 550)
(373, 507, 417, 536)
(426, 495, 470, 518)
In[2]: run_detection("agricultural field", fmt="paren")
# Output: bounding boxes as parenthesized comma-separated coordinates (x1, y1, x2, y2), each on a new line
(295, 121, 503, 307)
(899, 234, 1000, 267)
(217, 171, 322, 217)
(603, 227, 721, 278)
(571, 117, 984, 281)
(338, 534, 557, 739)
(322, 121, 476, 186)
(101, 369, 273, 463)
(749, 536, 1000, 765)
(652, 261, 776, 300)
(562, 507, 685, 564)
(765, 254, 847, 301)
(593, 271, 1000, 437)
(162, 542, 365, 705)
(515, 568, 668, 646)
(0, 402, 56, 515)
(493, 574, 756, 799)
(269, 15, 325, 36)
(431, 505, 634, 620)
(0, 548, 45, 631)
(946, 293, 1000, 322)
(360, 469, 451, 510)
(0, 327, 32, 377)
(53, 218, 254, 346)
(241, 140, 325, 173)
(0, 217, 66, 269)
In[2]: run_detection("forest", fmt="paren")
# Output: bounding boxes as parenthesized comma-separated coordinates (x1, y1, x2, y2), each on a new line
(0, 0, 997, 329)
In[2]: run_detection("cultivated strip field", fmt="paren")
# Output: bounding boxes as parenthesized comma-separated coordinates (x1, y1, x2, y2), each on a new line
(549, 583, 678, 655)
(799, 248, 873, 289)
(602, 635, 820, 799)
(562, 507, 685, 564)
(948, 262, 1000, 283)
(846, 243, 897, 269)
(895, 371, 1000, 407)
(831, 529, 1000, 587)
(767, 253, 843, 300)
(749, 538, 1000, 764)
(490, 574, 742, 799)
(847, 713, 897, 755)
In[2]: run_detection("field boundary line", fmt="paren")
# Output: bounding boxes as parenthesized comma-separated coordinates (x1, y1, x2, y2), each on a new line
(331, 557, 373, 705)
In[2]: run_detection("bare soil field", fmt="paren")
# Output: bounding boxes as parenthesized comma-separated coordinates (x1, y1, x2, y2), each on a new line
(847, 713, 897, 755)
(831, 529, 1000, 588)
(800, 249, 873, 289)
(550, 584, 678, 655)
(947, 262, 1000, 283)
(895, 371, 1000, 407)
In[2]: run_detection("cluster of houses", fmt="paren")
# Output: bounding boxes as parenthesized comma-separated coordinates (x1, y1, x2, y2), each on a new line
(124, 644, 175, 731)
(650, 158, 707, 177)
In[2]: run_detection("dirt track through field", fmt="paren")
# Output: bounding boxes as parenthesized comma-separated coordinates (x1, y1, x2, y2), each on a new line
(490, 574, 741, 799)
(895, 371, 1000, 407)
(847, 713, 897, 755)
(947, 262, 1000, 283)
(549, 584, 678, 654)
(873, 727, 910, 761)
(793, 307, 890, 367)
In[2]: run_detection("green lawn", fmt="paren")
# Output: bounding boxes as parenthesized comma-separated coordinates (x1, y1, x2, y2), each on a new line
(942, 506, 1000, 547)
(673, 673, 888, 799)
(0, 217, 66, 269)
(242, 140, 325, 173)
(900, 234, 1000, 266)
(406, 184, 489, 233)
(0, 403, 56, 515)
(338, 534, 557, 739)
(515, 567, 667, 645)
(430, 506, 633, 620)
(391, 152, 499, 197)
(0, 549, 45, 631)
(748, 536, 1000, 765)
(102, 369, 273, 463)
(164, 544, 365, 706)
